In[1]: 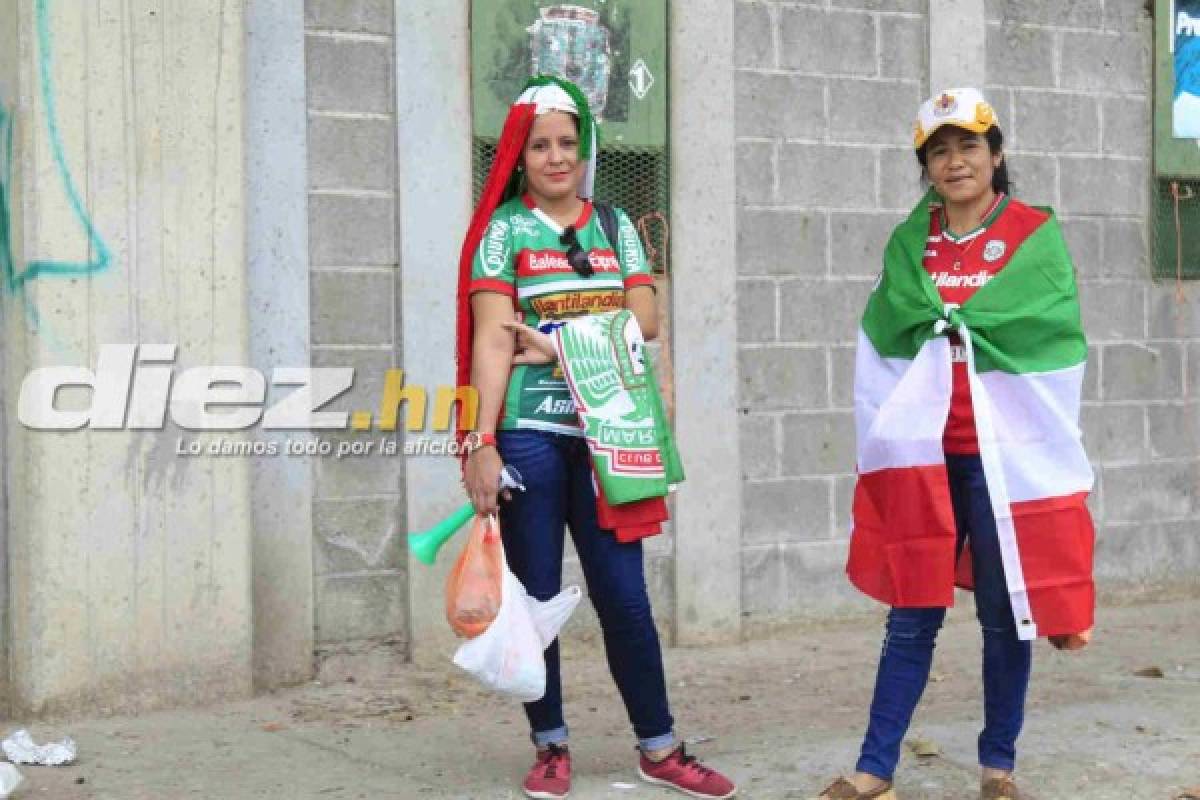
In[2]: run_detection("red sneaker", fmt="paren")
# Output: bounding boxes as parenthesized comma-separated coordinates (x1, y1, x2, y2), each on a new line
(523, 744, 571, 800)
(638, 745, 737, 799)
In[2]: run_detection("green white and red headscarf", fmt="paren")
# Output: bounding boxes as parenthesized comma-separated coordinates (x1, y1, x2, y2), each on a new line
(454, 76, 599, 435)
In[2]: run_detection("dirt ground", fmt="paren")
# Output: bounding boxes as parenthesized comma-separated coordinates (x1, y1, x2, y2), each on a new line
(4, 595, 1199, 800)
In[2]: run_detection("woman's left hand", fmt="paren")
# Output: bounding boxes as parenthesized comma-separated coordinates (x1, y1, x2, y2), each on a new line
(503, 319, 558, 365)
(1049, 626, 1092, 651)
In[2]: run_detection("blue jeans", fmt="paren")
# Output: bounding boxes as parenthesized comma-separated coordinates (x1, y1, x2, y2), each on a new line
(496, 430, 676, 752)
(856, 454, 1033, 780)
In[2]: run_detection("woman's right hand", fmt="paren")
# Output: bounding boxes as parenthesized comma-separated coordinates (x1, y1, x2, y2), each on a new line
(503, 320, 558, 365)
(463, 443, 505, 516)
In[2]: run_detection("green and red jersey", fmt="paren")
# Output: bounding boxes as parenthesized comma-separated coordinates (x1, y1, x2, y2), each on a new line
(469, 194, 654, 435)
(922, 194, 1049, 454)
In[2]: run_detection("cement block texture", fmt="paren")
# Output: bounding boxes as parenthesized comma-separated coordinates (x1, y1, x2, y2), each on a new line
(309, 195, 396, 266)
(305, 36, 393, 113)
(305, 0, 392, 34)
(986, 24, 1055, 88)
(742, 479, 832, 544)
(735, 2, 774, 69)
(779, 144, 876, 208)
(308, 116, 396, 191)
(779, 8, 876, 75)
(311, 271, 394, 346)
(738, 209, 828, 276)
(305, 8, 405, 664)
(315, 573, 407, 643)
(736, 72, 825, 140)
(739, 347, 828, 411)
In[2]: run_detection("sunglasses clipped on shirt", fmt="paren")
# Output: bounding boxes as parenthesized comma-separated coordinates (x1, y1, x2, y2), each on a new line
(559, 226, 594, 278)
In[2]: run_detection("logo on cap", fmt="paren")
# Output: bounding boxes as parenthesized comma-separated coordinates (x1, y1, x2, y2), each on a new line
(933, 93, 958, 117)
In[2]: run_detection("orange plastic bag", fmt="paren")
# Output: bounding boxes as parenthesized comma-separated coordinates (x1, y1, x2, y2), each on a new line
(445, 514, 504, 638)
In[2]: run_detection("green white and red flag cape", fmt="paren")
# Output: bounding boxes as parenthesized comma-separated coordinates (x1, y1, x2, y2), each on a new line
(847, 190, 1095, 641)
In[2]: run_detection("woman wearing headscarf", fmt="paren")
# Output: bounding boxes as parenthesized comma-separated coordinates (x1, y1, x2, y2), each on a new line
(816, 88, 1096, 800)
(455, 75, 736, 800)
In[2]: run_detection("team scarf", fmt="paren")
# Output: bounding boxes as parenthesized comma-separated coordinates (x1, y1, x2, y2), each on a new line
(551, 310, 684, 505)
(847, 189, 1095, 640)
(454, 75, 598, 449)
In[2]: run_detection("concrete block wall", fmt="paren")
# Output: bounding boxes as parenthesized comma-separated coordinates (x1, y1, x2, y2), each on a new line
(304, 0, 407, 670)
(983, 0, 1200, 585)
(734, 0, 929, 625)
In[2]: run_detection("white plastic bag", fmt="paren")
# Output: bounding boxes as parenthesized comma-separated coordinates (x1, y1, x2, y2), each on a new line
(0, 762, 22, 799)
(452, 547, 581, 702)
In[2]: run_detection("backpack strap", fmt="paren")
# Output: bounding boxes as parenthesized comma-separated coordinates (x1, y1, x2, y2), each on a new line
(595, 202, 621, 269)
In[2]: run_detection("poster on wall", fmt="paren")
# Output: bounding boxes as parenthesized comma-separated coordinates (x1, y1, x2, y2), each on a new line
(482, 3, 633, 123)
(1175, 0, 1200, 137)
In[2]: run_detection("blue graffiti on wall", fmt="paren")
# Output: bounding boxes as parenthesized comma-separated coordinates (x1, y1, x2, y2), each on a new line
(0, 0, 112, 302)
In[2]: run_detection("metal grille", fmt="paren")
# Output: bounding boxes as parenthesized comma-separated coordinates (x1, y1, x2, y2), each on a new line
(471, 137, 670, 272)
(1151, 176, 1200, 280)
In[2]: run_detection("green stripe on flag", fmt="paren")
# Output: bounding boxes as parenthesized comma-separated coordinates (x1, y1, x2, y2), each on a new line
(861, 190, 1087, 375)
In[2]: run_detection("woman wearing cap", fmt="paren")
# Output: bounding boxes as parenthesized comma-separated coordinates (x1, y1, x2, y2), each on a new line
(816, 88, 1096, 800)
(455, 75, 737, 800)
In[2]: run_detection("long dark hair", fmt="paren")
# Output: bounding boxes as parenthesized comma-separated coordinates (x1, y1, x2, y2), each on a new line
(917, 126, 1010, 195)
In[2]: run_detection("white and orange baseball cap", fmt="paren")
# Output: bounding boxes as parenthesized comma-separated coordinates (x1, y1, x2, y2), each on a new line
(913, 88, 999, 150)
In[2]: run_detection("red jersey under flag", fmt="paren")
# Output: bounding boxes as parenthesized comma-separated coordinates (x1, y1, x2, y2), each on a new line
(923, 194, 1049, 454)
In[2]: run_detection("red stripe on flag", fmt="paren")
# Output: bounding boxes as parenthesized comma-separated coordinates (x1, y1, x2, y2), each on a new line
(949, 492, 1094, 637)
(1014, 492, 1094, 636)
(847, 465, 957, 608)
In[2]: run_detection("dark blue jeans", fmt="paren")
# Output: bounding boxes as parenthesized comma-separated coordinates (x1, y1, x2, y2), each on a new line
(497, 430, 676, 752)
(856, 454, 1033, 780)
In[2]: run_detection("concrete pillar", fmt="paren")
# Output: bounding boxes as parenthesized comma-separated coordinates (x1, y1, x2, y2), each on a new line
(395, 0, 472, 662)
(670, 0, 742, 645)
(930, 0, 987, 91)
(0, 0, 17, 718)
(1, 0, 251, 714)
(246, 0, 314, 688)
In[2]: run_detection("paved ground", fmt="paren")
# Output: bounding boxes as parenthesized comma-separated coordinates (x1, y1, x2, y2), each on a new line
(4, 595, 1199, 799)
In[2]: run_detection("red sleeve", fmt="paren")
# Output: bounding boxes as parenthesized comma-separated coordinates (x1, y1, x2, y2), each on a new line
(468, 278, 516, 297)
(623, 273, 655, 291)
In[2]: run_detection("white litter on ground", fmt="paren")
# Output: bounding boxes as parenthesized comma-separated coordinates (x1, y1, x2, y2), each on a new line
(2, 729, 77, 766)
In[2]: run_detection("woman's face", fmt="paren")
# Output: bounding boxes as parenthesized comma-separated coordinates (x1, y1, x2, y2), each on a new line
(924, 126, 1002, 207)
(522, 111, 583, 204)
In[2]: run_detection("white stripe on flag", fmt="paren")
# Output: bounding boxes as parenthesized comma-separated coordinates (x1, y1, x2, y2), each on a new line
(959, 322, 1037, 641)
(979, 365, 1094, 503)
(855, 329, 952, 473)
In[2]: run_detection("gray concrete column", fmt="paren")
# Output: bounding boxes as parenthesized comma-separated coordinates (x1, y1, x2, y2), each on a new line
(0, 0, 17, 717)
(1, 0, 252, 714)
(930, 0, 987, 91)
(395, 0, 473, 662)
(670, 0, 743, 645)
(246, 0, 314, 689)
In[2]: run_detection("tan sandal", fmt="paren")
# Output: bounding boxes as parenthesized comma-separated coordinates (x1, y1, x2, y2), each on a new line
(981, 776, 1020, 800)
(815, 776, 898, 800)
